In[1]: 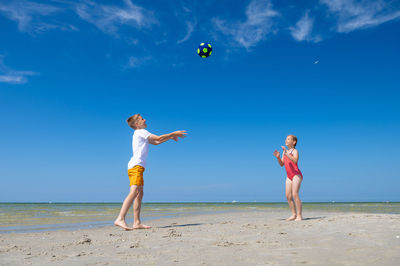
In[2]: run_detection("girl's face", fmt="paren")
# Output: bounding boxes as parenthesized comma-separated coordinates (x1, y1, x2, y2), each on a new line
(285, 136, 296, 147)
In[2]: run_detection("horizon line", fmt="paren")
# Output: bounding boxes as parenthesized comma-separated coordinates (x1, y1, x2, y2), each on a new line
(1, 201, 399, 204)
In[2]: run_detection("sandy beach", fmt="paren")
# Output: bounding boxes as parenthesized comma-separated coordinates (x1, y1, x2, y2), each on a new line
(1, 210, 399, 265)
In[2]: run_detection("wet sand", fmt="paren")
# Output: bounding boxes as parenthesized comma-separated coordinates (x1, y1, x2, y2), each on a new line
(1, 211, 399, 265)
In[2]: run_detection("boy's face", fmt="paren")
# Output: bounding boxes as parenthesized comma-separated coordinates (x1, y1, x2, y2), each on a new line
(135, 116, 147, 129)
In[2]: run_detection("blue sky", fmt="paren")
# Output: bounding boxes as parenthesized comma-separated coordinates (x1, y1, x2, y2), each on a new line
(1, 0, 399, 202)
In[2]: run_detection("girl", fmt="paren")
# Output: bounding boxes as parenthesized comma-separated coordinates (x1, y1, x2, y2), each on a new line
(273, 135, 303, 221)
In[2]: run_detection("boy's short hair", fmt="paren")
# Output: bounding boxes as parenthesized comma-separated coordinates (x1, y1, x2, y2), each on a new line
(127, 114, 141, 129)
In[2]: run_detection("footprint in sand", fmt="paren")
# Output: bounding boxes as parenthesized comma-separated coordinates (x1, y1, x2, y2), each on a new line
(130, 243, 139, 248)
(242, 223, 257, 229)
(162, 229, 182, 238)
(216, 241, 247, 247)
(78, 237, 92, 244)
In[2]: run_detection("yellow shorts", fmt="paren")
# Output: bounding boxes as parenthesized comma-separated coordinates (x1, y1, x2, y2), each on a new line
(128, 165, 145, 186)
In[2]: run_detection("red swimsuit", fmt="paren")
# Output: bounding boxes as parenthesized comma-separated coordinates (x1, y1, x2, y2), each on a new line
(283, 150, 303, 181)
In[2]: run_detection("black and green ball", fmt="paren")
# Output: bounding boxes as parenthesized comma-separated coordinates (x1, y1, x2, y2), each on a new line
(197, 42, 212, 58)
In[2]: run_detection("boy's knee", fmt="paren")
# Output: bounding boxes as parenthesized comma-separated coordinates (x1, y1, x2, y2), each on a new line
(286, 195, 292, 201)
(128, 187, 139, 196)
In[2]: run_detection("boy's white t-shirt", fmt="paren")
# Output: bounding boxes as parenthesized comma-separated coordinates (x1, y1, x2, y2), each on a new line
(128, 129, 152, 169)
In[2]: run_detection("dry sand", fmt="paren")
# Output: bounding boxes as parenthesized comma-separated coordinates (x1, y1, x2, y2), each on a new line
(1, 211, 399, 265)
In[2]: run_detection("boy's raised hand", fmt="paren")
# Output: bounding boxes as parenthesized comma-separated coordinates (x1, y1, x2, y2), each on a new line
(273, 150, 280, 158)
(172, 130, 187, 141)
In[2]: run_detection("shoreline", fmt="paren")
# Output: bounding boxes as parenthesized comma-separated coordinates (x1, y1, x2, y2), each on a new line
(1, 210, 399, 265)
(0, 209, 243, 234)
(2, 201, 400, 234)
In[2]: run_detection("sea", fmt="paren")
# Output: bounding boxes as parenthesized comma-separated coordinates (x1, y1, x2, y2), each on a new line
(1, 202, 399, 234)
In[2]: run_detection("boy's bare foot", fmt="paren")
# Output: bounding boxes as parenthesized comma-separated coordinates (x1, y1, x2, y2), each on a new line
(286, 215, 297, 221)
(114, 219, 133, 230)
(133, 223, 151, 229)
(294, 217, 303, 221)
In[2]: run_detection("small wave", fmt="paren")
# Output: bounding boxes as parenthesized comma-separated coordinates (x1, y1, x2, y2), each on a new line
(56, 211, 75, 216)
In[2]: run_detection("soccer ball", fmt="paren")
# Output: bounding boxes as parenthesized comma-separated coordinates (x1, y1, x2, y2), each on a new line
(197, 42, 212, 58)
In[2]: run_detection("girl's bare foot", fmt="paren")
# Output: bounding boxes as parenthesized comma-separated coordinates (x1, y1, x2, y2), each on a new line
(295, 216, 303, 221)
(114, 219, 133, 230)
(133, 223, 151, 229)
(286, 215, 297, 221)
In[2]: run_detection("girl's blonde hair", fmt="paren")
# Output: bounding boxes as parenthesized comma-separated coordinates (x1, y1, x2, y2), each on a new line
(288, 134, 298, 147)
(126, 114, 141, 129)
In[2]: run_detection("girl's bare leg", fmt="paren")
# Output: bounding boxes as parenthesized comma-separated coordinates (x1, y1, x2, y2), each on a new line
(285, 177, 297, 221)
(292, 175, 303, 221)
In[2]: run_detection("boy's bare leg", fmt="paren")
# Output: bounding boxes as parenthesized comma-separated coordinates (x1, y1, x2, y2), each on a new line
(292, 175, 303, 221)
(133, 186, 151, 229)
(285, 178, 297, 221)
(114, 185, 140, 230)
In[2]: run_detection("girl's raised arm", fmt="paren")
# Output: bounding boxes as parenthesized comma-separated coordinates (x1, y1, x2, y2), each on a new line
(273, 150, 284, 166)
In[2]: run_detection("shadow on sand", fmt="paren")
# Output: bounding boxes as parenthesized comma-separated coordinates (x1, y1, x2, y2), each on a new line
(302, 216, 326, 221)
(157, 223, 203, 228)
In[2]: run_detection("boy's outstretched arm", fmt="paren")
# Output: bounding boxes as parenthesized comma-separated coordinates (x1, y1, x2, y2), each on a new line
(148, 130, 187, 145)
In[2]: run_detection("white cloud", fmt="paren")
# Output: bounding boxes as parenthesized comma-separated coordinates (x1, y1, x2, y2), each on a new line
(212, 0, 279, 49)
(320, 0, 400, 33)
(128, 38, 139, 45)
(0, 56, 37, 84)
(0, 0, 75, 33)
(0, 74, 31, 84)
(75, 0, 156, 35)
(290, 11, 321, 42)
(177, 21, 194, 44)
(127, 56, 152, 68)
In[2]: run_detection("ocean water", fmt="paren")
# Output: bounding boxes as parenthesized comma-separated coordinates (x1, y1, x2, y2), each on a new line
(0, 202, 399, 233)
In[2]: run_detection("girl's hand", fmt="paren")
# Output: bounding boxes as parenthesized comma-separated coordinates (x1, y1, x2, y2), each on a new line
(281, 146, 287, 154)
(273, 150, 280, 158)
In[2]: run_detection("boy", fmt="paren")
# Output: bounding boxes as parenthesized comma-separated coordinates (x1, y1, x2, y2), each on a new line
(114, 114, 187, 230)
